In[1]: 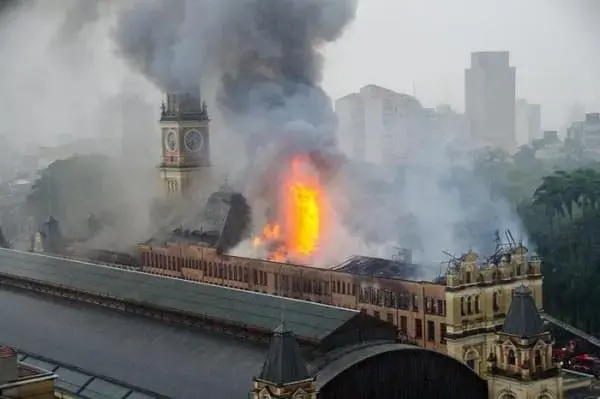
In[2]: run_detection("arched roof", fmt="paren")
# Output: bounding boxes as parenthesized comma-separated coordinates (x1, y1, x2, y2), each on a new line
(315, 342, 482, 391)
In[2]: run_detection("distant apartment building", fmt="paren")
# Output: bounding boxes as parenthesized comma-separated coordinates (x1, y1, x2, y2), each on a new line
(465, 51, 517, 152)
(429, 105, 470, 144)
(535, 130, 563, 161)
(335, 85, 424, 164)
(568, 113, 600, 160)
(335, 93, 365, 160)
(515, 99, 542, 146)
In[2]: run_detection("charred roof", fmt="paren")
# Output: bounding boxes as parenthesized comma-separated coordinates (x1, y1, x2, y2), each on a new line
(146, 189, 251, 254)
(334, 256, 423, 281)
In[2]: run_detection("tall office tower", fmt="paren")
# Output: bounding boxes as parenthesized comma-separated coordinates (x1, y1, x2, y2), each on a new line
(465, 52, 516, 152)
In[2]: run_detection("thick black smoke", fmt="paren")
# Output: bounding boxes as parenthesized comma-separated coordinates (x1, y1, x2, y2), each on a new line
(113, 0, 358, 152)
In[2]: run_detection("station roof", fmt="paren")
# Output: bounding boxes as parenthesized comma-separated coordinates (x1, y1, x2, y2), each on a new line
(18, 351, 164, 399)
(0, 248, 358, 342)
(0, 287, 266, 398)
(0, 287, 400, 398)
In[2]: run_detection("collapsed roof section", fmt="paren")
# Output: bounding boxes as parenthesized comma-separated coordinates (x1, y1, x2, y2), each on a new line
(334, 255, 423, 281)
(148, 188, 251, 254)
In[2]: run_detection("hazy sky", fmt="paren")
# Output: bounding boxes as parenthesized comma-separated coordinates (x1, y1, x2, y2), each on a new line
(322, 0, 599, 129)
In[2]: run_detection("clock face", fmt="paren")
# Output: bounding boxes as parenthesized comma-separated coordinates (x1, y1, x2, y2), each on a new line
(165, 131, 177, 152)
(185, 129, 204, 152)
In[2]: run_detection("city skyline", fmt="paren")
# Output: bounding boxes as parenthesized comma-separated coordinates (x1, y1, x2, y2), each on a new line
(321, 0, 599, 130)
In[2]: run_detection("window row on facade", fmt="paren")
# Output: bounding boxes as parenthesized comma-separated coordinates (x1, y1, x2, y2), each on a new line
(460, 293, 501, 316)
(142, 252, 448, 313)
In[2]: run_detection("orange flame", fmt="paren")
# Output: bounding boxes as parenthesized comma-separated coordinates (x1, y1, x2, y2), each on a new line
(253, 155, 326, 264)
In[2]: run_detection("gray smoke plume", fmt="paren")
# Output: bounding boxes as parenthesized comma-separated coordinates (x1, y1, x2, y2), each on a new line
(113, 0, 358, 152)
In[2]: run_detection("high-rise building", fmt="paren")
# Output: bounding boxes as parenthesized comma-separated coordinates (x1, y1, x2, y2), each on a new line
(515, 99, 542, 146)
(465, 52, 516, 152)
(568, 113, 600, 160)
(335, 93, 365, 161)
(335, 85, 424, 165)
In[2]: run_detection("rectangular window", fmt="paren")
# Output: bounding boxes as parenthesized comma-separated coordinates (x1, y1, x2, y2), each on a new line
(386, 313, 394, 324)
(440, 323, 447, 343)
(427, 321, 435, 341)
(412, 294, 420, 312)
(437, 299, 445, 315)
(253, 269, 258, 285)
(425, 297, 432, 313)
(415, 319, 423, 338)
(400, 316, 408, 333)
(398, 293, 409, 310)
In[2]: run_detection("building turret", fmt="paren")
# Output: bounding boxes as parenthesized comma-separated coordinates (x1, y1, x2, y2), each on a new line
(487, 286, 563, 399)
(160, 88, 208, 122)
(251, 324, 316, 399)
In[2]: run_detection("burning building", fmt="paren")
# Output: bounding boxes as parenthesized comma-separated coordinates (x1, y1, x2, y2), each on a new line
(251, 153, 338, 265)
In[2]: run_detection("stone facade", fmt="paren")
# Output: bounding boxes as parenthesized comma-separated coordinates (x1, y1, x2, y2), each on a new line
(137, 243, 542, 361)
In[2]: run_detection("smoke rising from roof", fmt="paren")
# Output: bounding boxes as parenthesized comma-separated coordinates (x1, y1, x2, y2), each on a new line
(3, 0, 593, 273)
(114, 0, 357, 153)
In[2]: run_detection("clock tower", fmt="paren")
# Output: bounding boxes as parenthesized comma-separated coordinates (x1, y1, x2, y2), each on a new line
(158, 88, 211, 199)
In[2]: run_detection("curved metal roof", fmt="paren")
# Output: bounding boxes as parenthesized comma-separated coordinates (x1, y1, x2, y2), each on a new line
(315, 342, 482, 391)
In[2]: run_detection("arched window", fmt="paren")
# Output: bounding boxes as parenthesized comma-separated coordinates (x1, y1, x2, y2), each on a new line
(535, 350, 542, 367)
(461, 297, 465, 316)
(467, 296, 473, 315)
(493, 292, 500, 312)
(464, 348, 479, 371)
(507, 350, 516, 365)
(474, 295, 481, 313)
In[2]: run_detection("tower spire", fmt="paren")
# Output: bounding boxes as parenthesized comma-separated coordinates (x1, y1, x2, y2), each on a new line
(257, 326, 310, 386)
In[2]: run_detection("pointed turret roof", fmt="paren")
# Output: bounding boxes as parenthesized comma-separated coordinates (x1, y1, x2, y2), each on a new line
(258, 324, 311, 386)
(501, 285, 545, 338)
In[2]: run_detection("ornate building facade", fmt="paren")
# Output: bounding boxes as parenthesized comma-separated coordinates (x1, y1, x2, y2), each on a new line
(137, 240, 543, 355)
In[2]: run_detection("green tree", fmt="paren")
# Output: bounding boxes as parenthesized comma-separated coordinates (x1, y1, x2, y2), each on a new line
(521, 167, 600, 334)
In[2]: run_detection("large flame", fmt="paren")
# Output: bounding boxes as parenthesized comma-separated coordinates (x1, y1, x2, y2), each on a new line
(253, 155, 326, 264)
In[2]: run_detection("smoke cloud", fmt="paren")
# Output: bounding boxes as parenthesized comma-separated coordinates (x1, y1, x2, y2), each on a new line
(0, 0, 556, 275)
(113, 0, 357, 154)
(0, 0, 161, 249)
